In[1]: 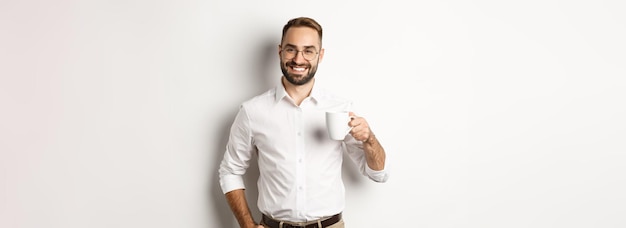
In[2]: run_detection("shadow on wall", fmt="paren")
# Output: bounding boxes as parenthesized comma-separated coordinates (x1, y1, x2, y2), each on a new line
(256, 37, 279, 93)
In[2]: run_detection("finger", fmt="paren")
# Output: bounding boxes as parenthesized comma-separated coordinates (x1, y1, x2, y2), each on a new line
(350, 118, 367, 129)
(348, 116, 359, 128)
(353, 132, 369, 142)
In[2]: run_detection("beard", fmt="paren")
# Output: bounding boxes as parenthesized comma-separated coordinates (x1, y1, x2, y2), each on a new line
(280, 60, 318, 86)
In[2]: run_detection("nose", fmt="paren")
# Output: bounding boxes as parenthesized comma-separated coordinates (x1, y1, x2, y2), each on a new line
(293, 50, 307, 63)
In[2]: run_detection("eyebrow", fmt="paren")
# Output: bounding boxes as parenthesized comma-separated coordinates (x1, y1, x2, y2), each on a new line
(284, 43, 317, 49)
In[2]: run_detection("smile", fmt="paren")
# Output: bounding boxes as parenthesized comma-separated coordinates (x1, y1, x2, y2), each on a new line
(291, 66, 307, 72)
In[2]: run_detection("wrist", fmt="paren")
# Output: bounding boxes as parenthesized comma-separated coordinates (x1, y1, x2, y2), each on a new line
(364, 133, 376, 145)
(243, 222, 259, 228)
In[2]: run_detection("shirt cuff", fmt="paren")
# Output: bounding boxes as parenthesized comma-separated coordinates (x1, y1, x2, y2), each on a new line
(219, 174, 246, 194)
(365, 165, 389, 183)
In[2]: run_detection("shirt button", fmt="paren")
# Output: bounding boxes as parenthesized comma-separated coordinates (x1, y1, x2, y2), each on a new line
(297, 132, 302, 136)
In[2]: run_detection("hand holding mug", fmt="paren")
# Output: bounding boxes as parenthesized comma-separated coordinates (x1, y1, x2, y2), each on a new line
(348, 112, 372, 142)
(325, 111, 372, 142)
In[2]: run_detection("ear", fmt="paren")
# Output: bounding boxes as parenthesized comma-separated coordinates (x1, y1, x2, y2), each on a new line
(318, 48, 325, 62)
(277, 44, 282, 57)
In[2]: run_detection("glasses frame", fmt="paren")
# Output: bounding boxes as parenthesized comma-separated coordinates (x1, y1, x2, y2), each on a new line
(280, 46, 320, 61)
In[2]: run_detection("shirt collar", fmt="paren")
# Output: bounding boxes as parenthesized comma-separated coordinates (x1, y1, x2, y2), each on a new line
(274, 82, 289, 104)
(274, 80, 322, 104)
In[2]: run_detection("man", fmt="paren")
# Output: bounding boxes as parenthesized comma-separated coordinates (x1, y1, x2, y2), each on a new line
(219, 17, 389, 228)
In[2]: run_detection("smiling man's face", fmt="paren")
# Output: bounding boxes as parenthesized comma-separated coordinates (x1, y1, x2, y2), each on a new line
(279, 26, 324, 86)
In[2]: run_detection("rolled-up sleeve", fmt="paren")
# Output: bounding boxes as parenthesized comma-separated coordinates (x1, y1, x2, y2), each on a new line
(343, 137, 390, 183)
(365, 164, 389, 183)
(218, 106, 255, 194)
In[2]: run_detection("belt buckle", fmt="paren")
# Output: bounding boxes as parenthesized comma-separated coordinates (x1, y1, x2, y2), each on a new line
(292, 225, 309, 228)
(285, 225, 304, 228)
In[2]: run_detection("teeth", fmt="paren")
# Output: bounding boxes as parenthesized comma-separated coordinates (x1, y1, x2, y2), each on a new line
(293, 67, 305, 72)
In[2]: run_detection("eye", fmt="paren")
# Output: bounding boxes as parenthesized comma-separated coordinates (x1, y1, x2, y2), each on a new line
(304, 49, 316, 55)
(284, 47, 296, 53)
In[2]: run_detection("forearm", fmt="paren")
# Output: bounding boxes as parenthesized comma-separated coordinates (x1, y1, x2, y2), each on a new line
(363, 133, 386, 171)
(225, 189, 257, 228)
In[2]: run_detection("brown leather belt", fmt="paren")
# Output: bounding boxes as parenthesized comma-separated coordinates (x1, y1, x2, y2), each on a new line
(262, 213, 342, 228)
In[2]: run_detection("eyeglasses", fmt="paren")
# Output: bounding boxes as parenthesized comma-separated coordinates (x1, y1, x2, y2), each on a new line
(281, 46, 319, 61)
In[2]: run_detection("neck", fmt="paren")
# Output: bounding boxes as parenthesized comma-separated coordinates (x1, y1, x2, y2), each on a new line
(282, 77, 314, 106)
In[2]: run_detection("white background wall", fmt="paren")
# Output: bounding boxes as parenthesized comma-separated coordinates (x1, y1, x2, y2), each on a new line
(1, 0, 625, 227)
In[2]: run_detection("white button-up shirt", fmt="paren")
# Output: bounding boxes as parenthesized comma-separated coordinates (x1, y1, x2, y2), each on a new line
(219, 82, 389, 222)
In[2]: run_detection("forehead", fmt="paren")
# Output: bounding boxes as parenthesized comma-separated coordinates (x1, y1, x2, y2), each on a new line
(281, 26, 321, 48)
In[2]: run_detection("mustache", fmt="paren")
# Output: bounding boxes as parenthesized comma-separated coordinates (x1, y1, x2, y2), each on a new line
(286, 61, 310, 68)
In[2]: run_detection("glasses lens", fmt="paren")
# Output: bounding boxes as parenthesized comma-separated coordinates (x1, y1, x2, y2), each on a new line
(303, 53, 313, 60)
(303, 48, 317, 60)
(283, 47, 317, 60)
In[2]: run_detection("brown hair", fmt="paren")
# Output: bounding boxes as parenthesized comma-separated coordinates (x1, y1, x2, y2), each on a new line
(281, 17, 323, 45)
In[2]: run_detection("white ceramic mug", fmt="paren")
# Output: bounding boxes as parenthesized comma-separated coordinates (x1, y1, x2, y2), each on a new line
(325, 111, 353, 140)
